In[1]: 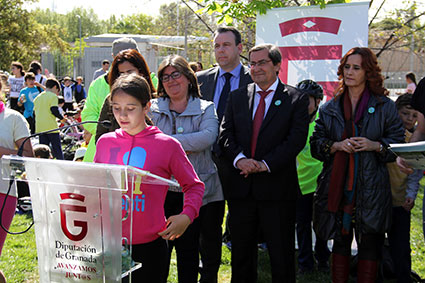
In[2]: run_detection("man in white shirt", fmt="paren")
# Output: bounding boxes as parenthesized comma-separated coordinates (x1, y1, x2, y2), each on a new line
(218, 44, 310, 283)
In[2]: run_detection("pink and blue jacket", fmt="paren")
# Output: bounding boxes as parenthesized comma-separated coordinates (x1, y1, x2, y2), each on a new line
(94, 126, 204, 244)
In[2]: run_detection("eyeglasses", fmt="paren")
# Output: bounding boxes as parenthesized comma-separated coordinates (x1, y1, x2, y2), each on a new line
(249, 59, 272, 68)
(161, 71, 182, 82)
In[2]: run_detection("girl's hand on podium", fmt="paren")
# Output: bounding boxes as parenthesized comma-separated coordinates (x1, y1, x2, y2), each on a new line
(158, 214, 191, 241)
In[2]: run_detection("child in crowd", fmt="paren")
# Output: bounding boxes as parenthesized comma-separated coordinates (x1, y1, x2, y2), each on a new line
(0, 73, 8, 96)
(33, 144, 53, 159)
(80, 129, 91, 148)
(57, 96, 65, 115)
(94, 73, 204, 282)
(73, 147, 86, 162)
(60, 76, 75, 112)
(33, 78, 66, 160)
(73, 76, 86, 104)
(18, 72, 45, 134)
(387, 93, 423, 282)
(28, 61, 47, 86)
(8, 62, 25, 111)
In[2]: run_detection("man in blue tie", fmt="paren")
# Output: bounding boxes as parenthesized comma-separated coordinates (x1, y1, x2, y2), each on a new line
(196, 27, 252, 283)
(219, 44, 310, 283)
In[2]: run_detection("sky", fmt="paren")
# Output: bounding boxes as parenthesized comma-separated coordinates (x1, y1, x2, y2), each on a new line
(25, 0, 424, 21)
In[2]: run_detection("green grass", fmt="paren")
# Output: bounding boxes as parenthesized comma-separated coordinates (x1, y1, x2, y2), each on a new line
(0, 213, 39, 282)
(1, 188, 425, 282)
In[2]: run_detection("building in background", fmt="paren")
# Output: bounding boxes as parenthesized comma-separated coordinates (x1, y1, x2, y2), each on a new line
(42, 33, 208, 91)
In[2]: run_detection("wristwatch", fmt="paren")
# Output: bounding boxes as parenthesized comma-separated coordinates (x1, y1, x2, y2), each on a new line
(378, 143, 383, 152)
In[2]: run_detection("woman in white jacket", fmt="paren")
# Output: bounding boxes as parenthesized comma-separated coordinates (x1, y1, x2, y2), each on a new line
(150, 54, 223, 283)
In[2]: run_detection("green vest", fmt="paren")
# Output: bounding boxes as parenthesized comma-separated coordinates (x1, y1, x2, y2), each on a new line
(296, 117, 323, 195)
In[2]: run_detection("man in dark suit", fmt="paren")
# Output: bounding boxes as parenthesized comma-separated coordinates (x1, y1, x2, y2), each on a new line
(219, 44, 310, 283)
(196, 27, 252, 283)
(197, 27, 252, 122)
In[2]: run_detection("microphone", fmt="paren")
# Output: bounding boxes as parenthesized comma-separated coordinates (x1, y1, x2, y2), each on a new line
(0, 120, 111, 235)
(17, 120, 111, 157)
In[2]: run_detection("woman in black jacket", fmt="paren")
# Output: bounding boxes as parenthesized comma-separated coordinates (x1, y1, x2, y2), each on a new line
(310, 47, 404, 283)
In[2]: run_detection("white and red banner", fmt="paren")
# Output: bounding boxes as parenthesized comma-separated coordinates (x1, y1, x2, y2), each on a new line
(256, 2, 369, 99)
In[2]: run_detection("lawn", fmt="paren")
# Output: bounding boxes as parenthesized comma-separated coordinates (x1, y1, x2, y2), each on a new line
(1, 188, 424, 282)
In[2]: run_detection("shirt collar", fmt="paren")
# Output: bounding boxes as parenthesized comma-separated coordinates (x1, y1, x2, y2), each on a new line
(255, 78, 279, 94)
(219, 63, 242, 79)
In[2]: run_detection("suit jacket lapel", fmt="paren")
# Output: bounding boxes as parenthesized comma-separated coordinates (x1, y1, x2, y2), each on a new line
(260, 82, 287, 132)
(246, 83, 256, 134)
(247, 83, 256, 119)
(212, 68, 219, 96)
(203, 68, 219, 101)
(239, 65, 252, 88)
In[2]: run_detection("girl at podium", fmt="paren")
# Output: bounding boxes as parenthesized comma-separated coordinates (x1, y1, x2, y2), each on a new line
(94, 73, 204, 282)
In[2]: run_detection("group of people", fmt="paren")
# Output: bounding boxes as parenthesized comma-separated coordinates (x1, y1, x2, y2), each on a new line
(0, 25, 424, 283)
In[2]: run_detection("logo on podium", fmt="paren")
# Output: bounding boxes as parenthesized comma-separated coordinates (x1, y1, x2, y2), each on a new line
(60, 193, 88, 241)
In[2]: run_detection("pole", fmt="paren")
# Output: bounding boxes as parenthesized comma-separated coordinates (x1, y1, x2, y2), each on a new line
(77, 15, 82, 59)
(75, 15, 82, 78)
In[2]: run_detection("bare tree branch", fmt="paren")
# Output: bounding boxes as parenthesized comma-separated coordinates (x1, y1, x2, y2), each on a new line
(180, 0, 214, 34)
(188, 0, 205, 8)
(369, 0, 386, 27)
(375, 10, 425, 57)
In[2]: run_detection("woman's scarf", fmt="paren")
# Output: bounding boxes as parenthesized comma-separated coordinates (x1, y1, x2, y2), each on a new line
(0, 101, 5, 114)
(328, 88, 370, 234)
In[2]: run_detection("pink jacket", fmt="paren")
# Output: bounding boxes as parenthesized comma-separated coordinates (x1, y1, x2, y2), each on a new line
(94, 126, 204, 244)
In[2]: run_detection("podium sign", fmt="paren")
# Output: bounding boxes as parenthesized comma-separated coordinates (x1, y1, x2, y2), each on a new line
(1, 156, 177, 282)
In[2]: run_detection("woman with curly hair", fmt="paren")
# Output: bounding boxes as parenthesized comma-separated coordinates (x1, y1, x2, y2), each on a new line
(310, 47, 405, 282)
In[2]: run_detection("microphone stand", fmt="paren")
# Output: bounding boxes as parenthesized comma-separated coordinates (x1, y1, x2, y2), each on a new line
(0, 120, 111, 235)
(17, 120, 111, 156)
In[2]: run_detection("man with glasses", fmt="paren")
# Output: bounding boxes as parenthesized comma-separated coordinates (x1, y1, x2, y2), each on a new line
(218, 44, 309, 282)
(196, 27, 252, 283)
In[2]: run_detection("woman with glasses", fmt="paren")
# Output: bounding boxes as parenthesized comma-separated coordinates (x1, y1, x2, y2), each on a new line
(150, 55, 222, 282)
(95, 49, 156, 142)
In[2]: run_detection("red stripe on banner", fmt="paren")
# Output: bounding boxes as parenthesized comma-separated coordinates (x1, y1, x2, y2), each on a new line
(279, 17, 342, 37)
(278, 45, 342, 83)
(281, 45, 342, 60)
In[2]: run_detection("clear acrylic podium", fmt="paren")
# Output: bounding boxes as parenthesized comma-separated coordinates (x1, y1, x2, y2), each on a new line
(1, 155, 178, 283)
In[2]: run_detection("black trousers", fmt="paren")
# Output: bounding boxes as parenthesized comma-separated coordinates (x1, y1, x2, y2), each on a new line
(388, 206, 412, 283)
(296, 192, 330, 270)
(199, 200, 225, 283)
(122, 237, 168, 283)
(228, 197, 296, 283)
(9, 97, 19, 111)
(332, 228, 384, 261)
(164, 191, 201, 283)
(26, 116, 35, 134)
(63, 102, 74, 112)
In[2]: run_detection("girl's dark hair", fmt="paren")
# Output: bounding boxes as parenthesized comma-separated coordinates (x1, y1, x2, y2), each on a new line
(157, 55, 201, 99)
(110, 73, 153, 125)
(28, 61, 42, 74)
(11, 61, 25, 77)
(406, 72, 417, 86)
(108, 49, 156, 95)
(335, 47, 388, 96)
